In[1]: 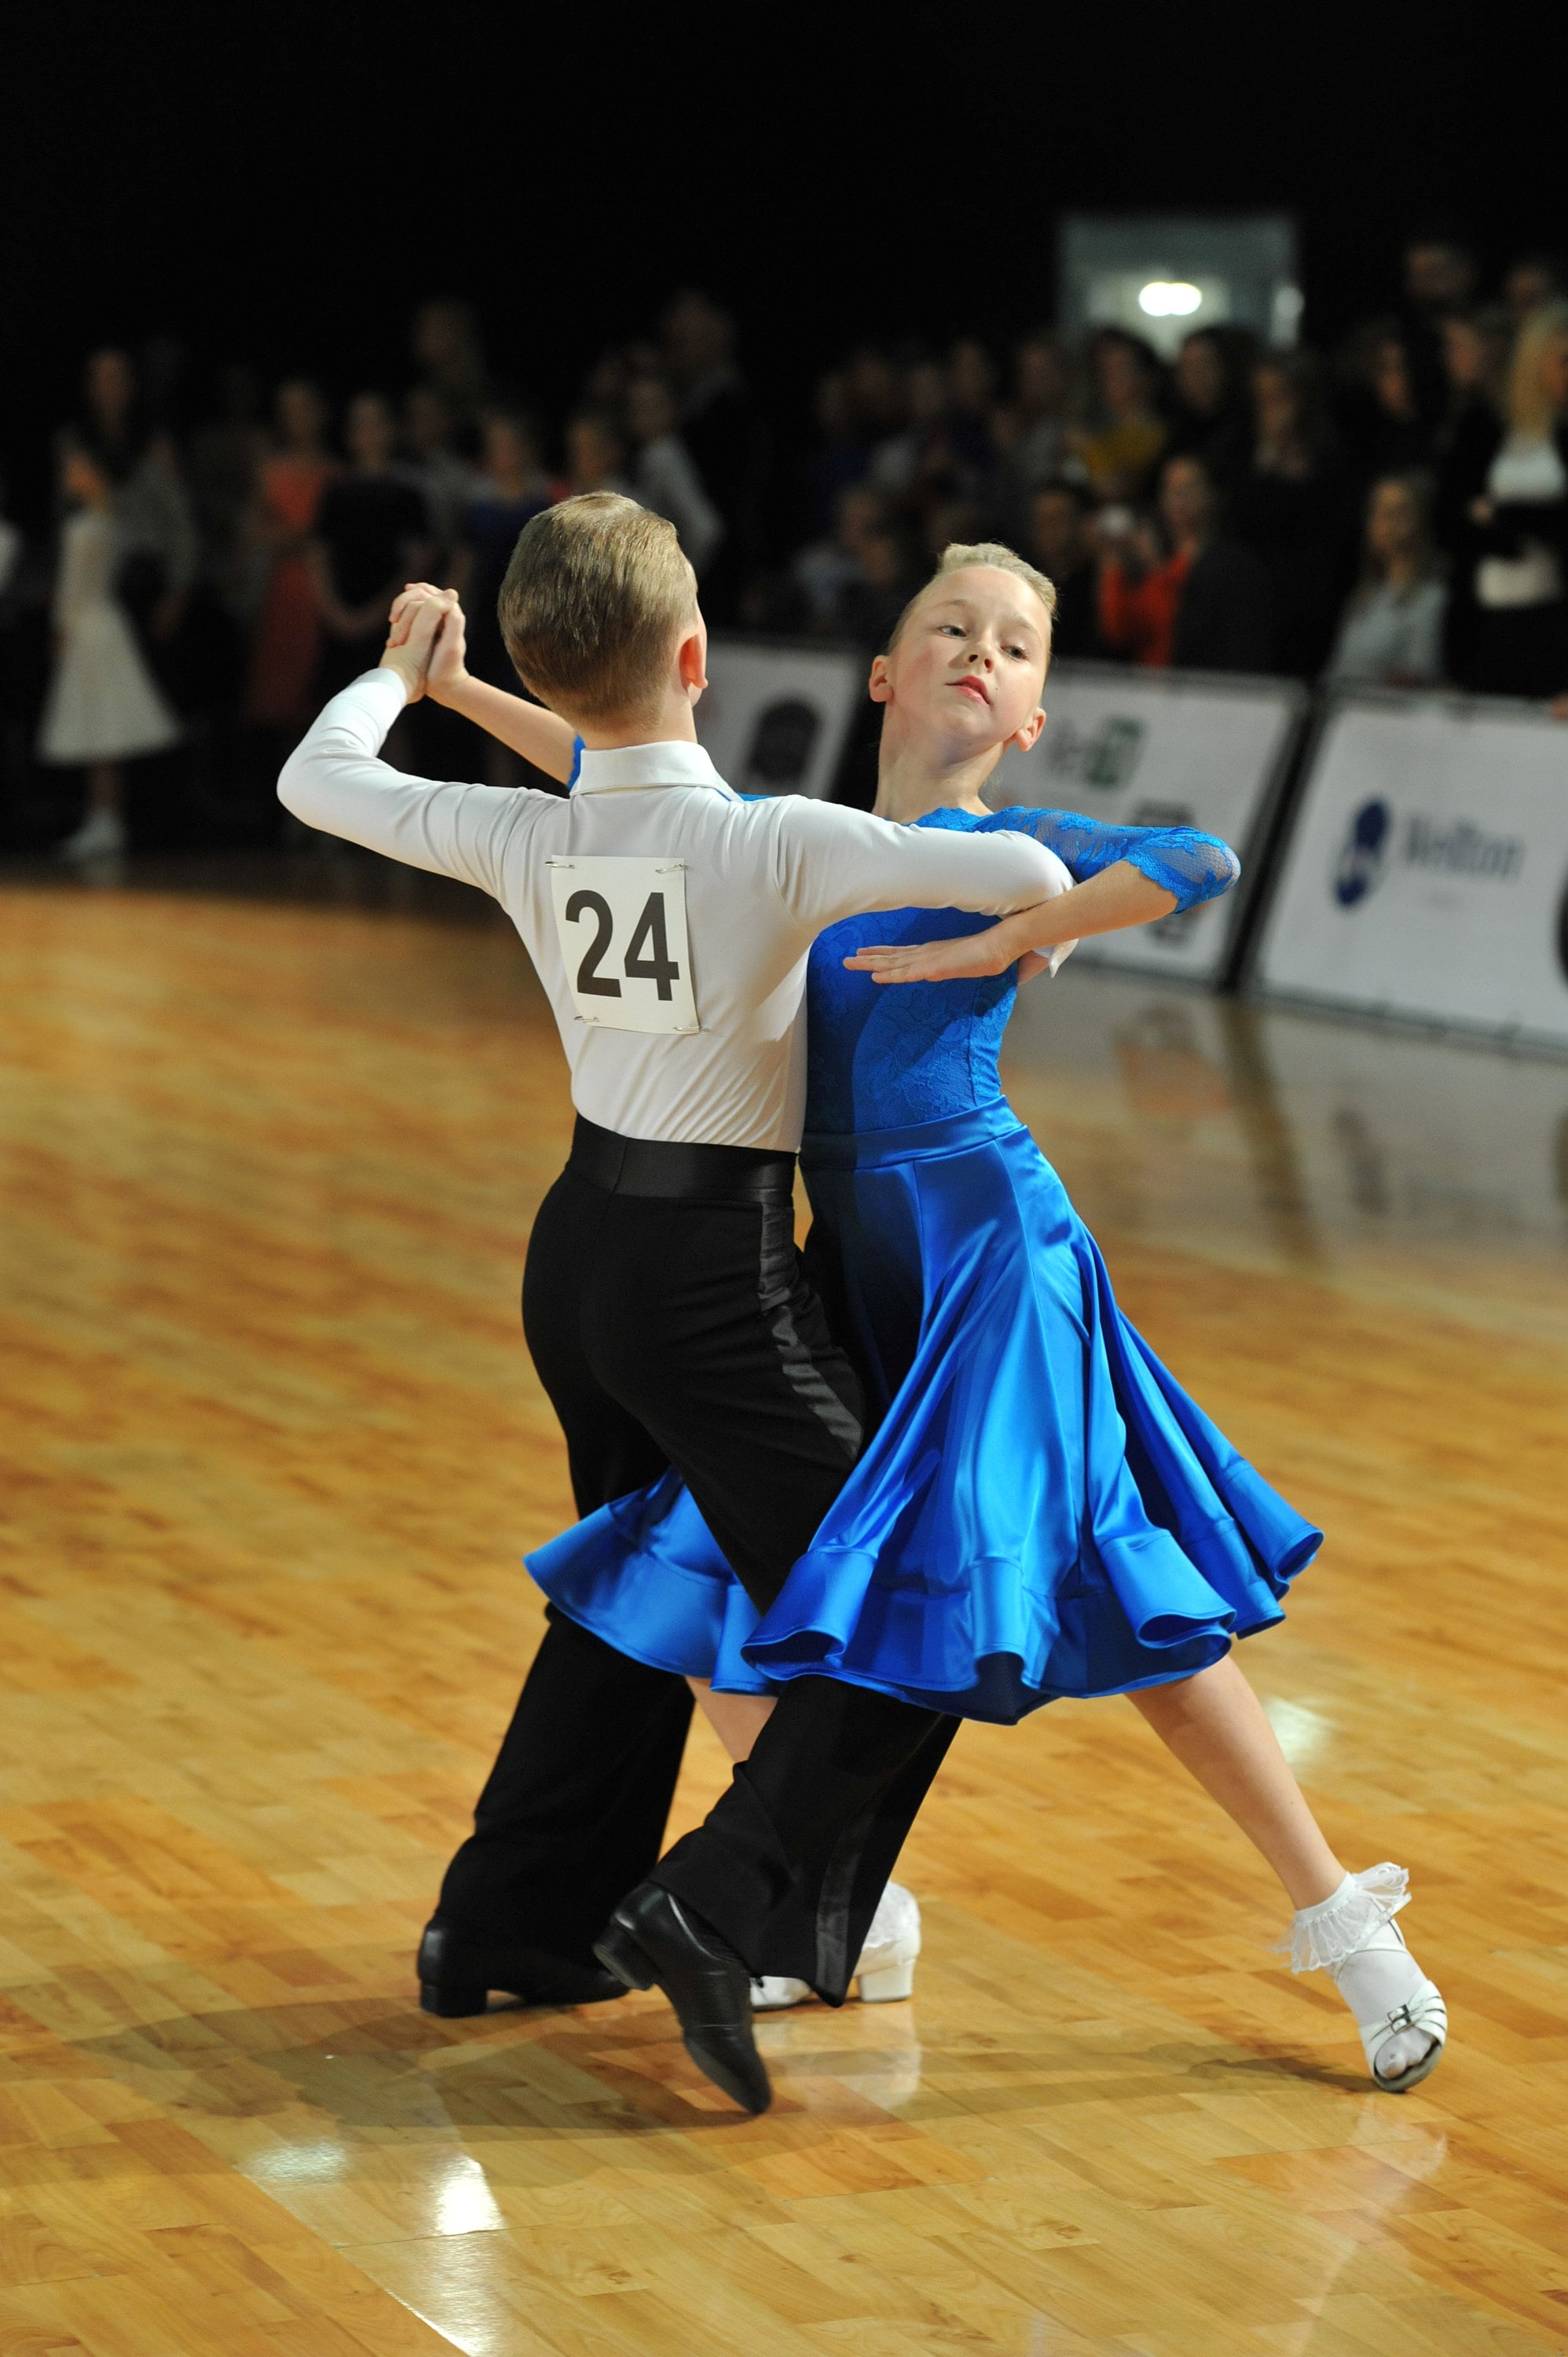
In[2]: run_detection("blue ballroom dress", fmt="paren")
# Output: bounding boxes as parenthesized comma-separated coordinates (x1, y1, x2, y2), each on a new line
(526, 805, 1323, 1724)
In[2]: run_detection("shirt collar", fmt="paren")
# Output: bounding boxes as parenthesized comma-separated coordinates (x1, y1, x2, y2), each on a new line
(571, 740, 736, 797)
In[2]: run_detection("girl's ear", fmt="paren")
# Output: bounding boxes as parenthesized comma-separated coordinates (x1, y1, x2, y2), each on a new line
(1009, 705, 1046, 755)
(867, 653, 892, 706)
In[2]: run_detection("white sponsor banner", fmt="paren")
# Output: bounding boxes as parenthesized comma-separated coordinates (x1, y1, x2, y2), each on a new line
(987, 661, 1304, 984)
(695, 638, 865, 801)
(1254, 691, 1568, 1047)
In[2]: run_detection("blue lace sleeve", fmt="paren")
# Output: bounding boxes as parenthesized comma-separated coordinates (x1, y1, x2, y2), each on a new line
(991, 806, 1240, 912)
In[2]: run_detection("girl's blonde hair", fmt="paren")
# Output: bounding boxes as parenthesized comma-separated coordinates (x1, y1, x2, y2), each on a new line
(1506, 299, 1568, 438)
(888, 541, 1057, 653)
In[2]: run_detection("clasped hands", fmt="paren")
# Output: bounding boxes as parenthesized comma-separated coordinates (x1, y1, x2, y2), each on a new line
(379, 583, 467, 704)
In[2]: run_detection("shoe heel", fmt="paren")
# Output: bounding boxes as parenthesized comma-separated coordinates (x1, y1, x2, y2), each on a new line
(593, 1920, 657, 1992)
(857, 1958, 916, 2003)
(419, 1980, 488, 2018)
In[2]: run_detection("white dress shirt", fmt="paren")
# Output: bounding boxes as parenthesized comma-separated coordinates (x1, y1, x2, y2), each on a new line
(279, 670, 1068, 1149)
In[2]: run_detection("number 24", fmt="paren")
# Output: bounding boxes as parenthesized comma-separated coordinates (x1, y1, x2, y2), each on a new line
(565, 889, 681, 1001)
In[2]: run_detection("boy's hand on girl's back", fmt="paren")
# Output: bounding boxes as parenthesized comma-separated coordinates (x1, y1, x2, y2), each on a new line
(378, 588, 456, 704)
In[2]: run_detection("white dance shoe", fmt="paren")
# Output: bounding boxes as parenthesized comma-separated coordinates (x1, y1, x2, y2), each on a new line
(751, 1881, 921, 2011)
(1282, 1864, 1447, 2093)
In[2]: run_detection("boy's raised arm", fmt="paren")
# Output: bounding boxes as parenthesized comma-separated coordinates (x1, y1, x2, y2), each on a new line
(277, 598, 543, 902)
(388, 584, 578, 785)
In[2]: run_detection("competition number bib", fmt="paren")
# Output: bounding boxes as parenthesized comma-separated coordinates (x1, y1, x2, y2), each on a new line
(548, 857, 698, 1035)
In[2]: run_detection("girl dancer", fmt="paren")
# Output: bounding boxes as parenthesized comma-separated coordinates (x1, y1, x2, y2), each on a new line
(393, 553, 1445, 2095)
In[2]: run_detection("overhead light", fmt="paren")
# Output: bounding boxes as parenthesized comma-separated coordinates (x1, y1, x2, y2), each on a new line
(1138, 281, 1203, 318)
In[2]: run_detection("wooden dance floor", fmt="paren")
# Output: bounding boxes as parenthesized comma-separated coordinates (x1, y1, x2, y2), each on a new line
(2, 869, 1566, 2357)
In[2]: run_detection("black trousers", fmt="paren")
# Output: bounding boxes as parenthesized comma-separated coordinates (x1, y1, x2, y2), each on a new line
(437, 1124, 956, 2000)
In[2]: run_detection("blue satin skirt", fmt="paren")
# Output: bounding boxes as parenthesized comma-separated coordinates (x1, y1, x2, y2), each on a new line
(526, 1101, 1322, 1725)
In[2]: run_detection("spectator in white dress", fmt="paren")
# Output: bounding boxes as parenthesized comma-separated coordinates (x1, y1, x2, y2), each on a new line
(1328, 472, 1449, 687)
(38, 442, 180, 861)
(622, 375, 724, 576)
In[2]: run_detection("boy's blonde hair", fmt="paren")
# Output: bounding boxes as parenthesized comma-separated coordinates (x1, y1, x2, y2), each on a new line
(888, 541, 1058, 654)
(497, 493, 698, 722)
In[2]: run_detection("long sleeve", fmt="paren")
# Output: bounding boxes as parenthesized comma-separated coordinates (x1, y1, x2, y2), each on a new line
(769, 799, 1068, 936)
(1002, 805, 1240, 911)
(278, 669, 551, 898)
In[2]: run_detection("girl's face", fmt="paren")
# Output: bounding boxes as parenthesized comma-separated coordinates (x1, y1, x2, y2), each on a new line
(870, 566, 1050, 761)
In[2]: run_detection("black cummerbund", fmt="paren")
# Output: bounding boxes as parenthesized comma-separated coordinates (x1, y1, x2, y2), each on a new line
(566, 1114, 795, 1205)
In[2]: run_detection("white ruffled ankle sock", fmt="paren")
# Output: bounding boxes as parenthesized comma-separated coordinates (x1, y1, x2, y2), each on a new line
(1283, 1865, 1438, 2084)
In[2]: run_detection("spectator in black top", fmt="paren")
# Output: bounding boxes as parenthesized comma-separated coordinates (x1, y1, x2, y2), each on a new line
(310, 393, 431, 698)
(1449, 300, 1568, 698)
(1165, 327, 1255, 495)
(1097, 455, 1273, 673)
(1338, 321, 1433, 482)
(1400, 228, 1478, 427)
(1028, 479, 1104, 659)
(1434, 307, 1513, 681)
(1162, 454, 1274, 672)
(1229, 353, 1355, 676)
(996, 334, 1073, 532)
(661, 290, 764, 623)
(833, 522, 918, 650)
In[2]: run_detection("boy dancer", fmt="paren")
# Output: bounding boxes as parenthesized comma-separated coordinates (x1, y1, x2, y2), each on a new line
(278, 495, 1066, 2112)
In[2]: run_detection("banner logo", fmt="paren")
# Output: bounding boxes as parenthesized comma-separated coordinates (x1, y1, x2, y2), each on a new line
(1402, 814, 1523, 882)
(1044, 714, 1147, 790)
(1334, 799, 1390, 906)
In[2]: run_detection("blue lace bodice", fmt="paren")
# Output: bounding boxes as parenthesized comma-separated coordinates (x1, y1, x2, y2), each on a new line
(804, 805, 1239, 1136)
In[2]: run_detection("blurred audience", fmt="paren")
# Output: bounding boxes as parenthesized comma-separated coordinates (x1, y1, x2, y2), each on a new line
(1071, 332, 1167, 502)
(661, 290, 763, 619)
(1327, 473, 1448, 685)
(624, 373, 724, 576)
(1452, 299, 1568, 697)
(244, 379, 336, 732)
(401, 388, 474, 577)
(1229, 353, 1354, 676)
(309, 392, 431, 698)
(1099, 454, 1273, 673)
(564, 410, 631, 497)
(451, 410, 560, 692)
(39, 440, 181, 860)
(1028, 480, 1103, 659)
(1165, 328, 1255, 493)
(16, 242, 1568, 860)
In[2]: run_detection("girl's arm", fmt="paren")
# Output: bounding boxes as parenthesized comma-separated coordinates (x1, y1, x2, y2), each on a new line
(387, 583, 577, 784)
(847, 808, 1237, 986)
(845, 860, 1174, 984)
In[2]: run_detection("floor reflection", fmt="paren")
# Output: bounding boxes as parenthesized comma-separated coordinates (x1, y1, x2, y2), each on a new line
(1004, 962, 1568, 1339)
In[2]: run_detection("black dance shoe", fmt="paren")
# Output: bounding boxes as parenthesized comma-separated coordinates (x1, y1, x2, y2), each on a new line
(416, 1918, 626, 2017)
(594, 1882, 771, 2115)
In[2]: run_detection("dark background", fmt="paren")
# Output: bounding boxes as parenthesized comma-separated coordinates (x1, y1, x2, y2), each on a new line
(5, 0, 1560, 515)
